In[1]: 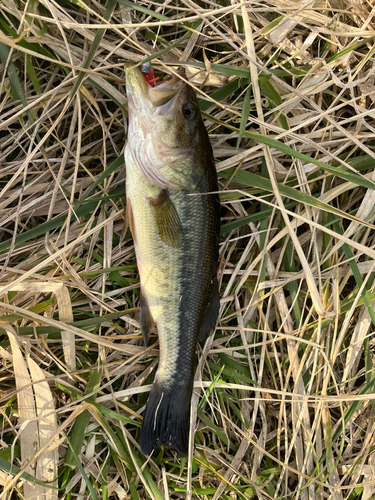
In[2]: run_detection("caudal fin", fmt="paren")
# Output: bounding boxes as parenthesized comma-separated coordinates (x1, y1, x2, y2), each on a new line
(139, 380, 192, 456)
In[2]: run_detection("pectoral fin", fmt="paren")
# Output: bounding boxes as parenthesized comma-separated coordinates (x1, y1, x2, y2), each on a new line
(149, 189, 183, 248)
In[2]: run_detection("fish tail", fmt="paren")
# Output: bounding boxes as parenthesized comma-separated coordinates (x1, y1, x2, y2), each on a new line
(139, 378, 193, 456)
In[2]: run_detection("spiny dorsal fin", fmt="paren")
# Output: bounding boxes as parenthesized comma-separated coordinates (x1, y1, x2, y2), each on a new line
(149, 189, 183, 248)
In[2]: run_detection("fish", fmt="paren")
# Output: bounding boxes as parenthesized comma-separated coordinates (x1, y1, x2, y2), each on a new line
(125, 63, 220, 456)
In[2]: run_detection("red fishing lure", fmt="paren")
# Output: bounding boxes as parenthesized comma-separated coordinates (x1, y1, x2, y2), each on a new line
(143, 69, 159, 87)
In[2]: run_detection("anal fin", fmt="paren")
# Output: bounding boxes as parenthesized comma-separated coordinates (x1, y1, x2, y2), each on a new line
(198, 280, 219, 343)
(140, 291, 153, 347)
(126, 198, 136, 242)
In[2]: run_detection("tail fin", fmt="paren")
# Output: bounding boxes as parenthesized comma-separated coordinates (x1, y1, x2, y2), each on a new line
(139, 380, 193, 456)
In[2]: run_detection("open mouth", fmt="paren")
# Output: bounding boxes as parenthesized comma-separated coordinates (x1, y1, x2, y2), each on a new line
(144, 69, 185, 107)
(126, 62, 185, 108)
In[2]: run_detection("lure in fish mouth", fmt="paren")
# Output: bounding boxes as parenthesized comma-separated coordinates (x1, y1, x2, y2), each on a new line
(125, 62, 220, 456)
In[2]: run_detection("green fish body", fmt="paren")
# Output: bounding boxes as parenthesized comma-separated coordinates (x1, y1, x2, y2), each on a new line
(125, 65, 220, 456)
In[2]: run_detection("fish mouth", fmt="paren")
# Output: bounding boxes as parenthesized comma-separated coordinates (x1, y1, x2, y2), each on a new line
(125, 63, 185, 109)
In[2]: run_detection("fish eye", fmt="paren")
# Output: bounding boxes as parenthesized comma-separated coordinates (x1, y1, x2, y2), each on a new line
(182, 104, 196, 120)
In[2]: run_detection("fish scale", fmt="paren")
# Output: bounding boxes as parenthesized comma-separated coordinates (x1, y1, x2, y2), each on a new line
(125, 63, 220, 456)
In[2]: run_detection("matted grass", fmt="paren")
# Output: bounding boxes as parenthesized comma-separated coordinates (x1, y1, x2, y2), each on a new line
(1, 0, 375, 499)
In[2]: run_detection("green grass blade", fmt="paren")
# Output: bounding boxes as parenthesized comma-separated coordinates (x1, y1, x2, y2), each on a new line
(213, 120, 375, 191)
(220, 200, 299, 234)
(0, 457, 58, 489)
(82, 153, 124, 200)
(63, 431, 99, 500)
(25, 54, 42, 94)
(260, 80, 289, 130)
(197, 365, 225, 415)
(0, 42, 36, 125)
(220, 168, 371, 227)
(69, 0, 117, 100)
(199, 77, 243, 112)
(0, 186, 125, 254)
(236, 86, 252, 148)
(64, 366, 102, 468)
(327, 36, 375, 64)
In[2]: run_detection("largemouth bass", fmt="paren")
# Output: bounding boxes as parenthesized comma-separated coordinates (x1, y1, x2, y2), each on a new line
(125, 64, 220, 456)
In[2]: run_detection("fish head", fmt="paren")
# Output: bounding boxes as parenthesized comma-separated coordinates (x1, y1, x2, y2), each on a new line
(125, 64, 208, 190)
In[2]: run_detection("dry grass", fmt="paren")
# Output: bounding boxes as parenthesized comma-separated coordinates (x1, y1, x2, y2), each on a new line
(1, 0, 375, 498)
